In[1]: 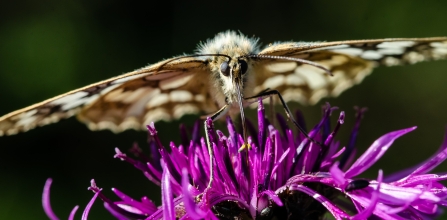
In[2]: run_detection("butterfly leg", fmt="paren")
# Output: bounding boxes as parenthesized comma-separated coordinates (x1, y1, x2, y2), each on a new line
(244, 90, 321, 145)
(204, 104, 229, 189)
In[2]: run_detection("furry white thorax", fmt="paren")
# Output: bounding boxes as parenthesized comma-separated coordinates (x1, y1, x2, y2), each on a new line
(196, 31, 260, 105)
(197, 31, 260, 56)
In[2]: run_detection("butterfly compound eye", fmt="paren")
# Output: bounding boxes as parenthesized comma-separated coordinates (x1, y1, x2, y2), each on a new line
(220, 61, 231, 76)
(239, 60, 248, 74)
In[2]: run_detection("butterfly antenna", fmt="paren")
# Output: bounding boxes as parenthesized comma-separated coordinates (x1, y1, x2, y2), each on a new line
(246, 54, 333, 76)
(155, 54, 232, 72)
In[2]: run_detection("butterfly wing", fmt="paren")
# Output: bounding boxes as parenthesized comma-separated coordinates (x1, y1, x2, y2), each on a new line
(78, 63, 218, 133)
(254, 37, 447, 105)
(0, 57, 210, 136)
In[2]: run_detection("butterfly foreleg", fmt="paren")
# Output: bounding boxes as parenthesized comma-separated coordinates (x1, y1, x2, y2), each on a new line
(244, 90, 322, 146)
(204, 104, 229, 189)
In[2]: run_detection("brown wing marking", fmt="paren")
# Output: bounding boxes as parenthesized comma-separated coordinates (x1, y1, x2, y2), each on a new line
(252, 51, 373, 105)
(259, 37, 447, 61)
(78, 68, 217, 133)
(254, 37, 447, 105)
(0, 57, 206, 136)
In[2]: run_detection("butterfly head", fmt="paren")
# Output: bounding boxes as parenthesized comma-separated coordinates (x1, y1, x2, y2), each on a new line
(218, 58, 249, 102)
(197, 31, 260, 105)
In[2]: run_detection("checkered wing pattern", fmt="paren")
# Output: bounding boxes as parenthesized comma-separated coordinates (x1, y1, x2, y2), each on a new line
(0, 57, 211, 135)
(254, 38, 447, 105)
(1, 34, 446, 136)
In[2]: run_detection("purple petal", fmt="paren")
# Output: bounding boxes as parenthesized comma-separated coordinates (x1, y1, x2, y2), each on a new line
(412, 202, 438, 214)
(161, 163, 175, 220)
(144, 166, 161, 185)
(409, 146, 447, 176)
(82, 189, 100, 220)
(345, 127, 416, 178)
(287, 184, 350, 220)
(348, 194, 405, 220)
(181, 169, 207, 219)
(258, 98, 266, 153)
(148, 196, 185, 220)
(42, 178, 60, 220)
(329, 162, 346, 186)
(68, 206, 79, 220)
(111, 188, 155, 214)
(366, 181, 440, 205)
(270, 148, 290, 185)
(191, 120, 201, 145)
(258, 190, 283, 206)
(351, 170, 382, 220)
(339, 107, 365, 169)
(103, 203, 130, 220)
(147, 122, 157, 135)
(179, 124, 190, 149)
(324, 111, 345, 146)
(394, 173, 447, 187)
(213, 142, 237, 194)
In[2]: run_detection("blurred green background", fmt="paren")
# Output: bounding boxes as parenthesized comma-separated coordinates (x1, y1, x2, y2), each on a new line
(1, 0, 447, 219)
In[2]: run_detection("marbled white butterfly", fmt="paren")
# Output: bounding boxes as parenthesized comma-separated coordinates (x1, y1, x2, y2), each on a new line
(1, 31, 446, 138)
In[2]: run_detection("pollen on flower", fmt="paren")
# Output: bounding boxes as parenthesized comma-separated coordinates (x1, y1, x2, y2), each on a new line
(43, 99, 447, 219)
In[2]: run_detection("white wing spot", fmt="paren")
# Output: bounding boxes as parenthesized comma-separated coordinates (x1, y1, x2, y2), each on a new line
(286, 74, 305, 86)
(173, 104, 199, 119)
(126, 88, 160, 116)
(144, 108, 171, 125)
(51, 91, 89, 105)
(253, 86, 263, 95)
(105, 88, 125, 102)
(12, 109, 38, 120)
(310, 89, 328, 105)
(146, 93, 169, 108)
(405, 51, 425, 64)
(377, 48, 405, 55)
(282, 88, 306, 104)
(430, 42, 447, 48)
(38, 117, 56, 126)
(266, 62, 297, 72)
(112, 74, 142, 84)
(61, 95, 98, 111)
(318, 44, 350, 50)
(95, 121, 119, 133)
(331, 47, 363, 56)
(353, 68, 372, 83)
(377, 41, 415, 48)
(383, 57, 401, 66)
(262, 75, 285, 89)
(361, 50, 383, 60)
(6, 128, 19, 136)
(159, 74, 194, 90)
(119, 117, 141, 131)
(195, 94, 205, 102)
(170, 90, 193, 102)
(321, 55, 349, 67)
(99, 83, 121, 95)
(16, 115, 39, 127)
(295, 65, 327, 89)
(433, 47, 447, 56)
(332, 80, 354, 97)
(122, 88, 150, 104)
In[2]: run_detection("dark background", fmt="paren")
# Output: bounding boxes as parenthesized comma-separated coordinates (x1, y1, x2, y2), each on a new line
(1, 0, 447, 219)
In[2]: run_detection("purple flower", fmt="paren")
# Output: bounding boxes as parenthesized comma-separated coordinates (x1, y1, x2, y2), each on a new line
(43, 100, 447, 219)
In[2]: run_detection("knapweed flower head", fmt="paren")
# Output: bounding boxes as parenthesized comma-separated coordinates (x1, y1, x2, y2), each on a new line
(43, 99, 447, 219)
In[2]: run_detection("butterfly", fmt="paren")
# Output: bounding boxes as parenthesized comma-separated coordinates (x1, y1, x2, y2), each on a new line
(1, 31, 447, 137)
